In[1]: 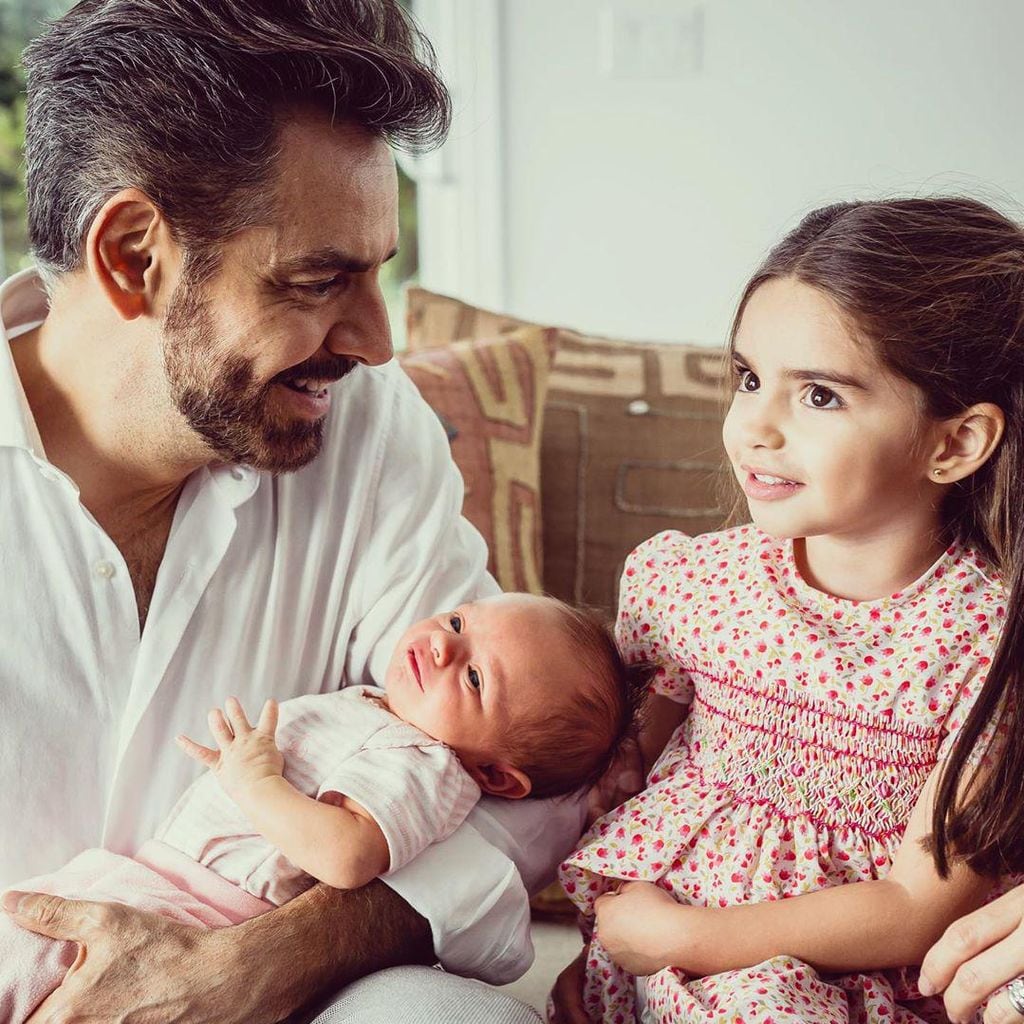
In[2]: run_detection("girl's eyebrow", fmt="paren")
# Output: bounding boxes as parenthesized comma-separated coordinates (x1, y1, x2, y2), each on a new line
(732, 350, 868, 390)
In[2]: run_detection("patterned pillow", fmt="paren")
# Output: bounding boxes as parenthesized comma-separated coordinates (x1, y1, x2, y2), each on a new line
(398, 326, 555, 594)
(406, 288, 730, 618)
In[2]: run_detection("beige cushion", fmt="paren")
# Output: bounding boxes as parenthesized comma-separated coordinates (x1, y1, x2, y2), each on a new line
(399, 326, 555, 594)
(406, 288, 729, 617)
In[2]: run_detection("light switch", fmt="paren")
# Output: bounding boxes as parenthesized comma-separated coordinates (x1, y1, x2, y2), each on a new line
(601, 1, 705, 80)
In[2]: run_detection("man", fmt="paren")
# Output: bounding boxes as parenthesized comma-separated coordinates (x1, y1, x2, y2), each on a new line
(0, 2, 583, 1021)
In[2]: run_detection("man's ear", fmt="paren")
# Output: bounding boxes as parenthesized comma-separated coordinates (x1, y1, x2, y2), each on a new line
(85, 188, 176, 322)
(929, 403, 1005, 483)
(466, 761, 532, 800)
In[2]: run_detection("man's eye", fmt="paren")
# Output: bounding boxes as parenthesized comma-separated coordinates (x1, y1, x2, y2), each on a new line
(296, 276, 345, 298)
(804, 384, 842, 410)
(467, 667, 481, 689)
(449, 614, 462, 633)
(735, 368, 759, 393)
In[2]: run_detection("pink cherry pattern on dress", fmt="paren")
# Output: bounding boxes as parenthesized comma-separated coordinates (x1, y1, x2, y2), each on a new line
(557, 527, 1006, 1024)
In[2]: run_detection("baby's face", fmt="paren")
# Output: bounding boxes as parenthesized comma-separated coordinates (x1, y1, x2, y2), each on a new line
(383, 594, 580, 795)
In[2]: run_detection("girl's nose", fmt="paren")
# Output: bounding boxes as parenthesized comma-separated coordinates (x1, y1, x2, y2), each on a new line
(741, 404, 785, 450)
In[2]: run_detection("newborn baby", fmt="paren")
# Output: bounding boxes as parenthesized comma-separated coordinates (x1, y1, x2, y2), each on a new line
(2, 593, 648, 1023)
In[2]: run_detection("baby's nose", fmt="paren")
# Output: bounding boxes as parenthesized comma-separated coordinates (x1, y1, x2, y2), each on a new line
(430, 630, 454, 666)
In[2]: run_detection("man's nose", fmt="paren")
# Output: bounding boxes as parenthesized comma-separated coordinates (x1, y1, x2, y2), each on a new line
(324, 280, 394, 367)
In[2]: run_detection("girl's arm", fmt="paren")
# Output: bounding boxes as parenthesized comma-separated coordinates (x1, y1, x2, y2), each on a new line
(595, 766, 992, 977)
(178, 697, 390, 891)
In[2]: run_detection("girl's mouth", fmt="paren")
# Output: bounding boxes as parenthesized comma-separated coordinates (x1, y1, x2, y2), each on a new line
(743, 471, 803, 501)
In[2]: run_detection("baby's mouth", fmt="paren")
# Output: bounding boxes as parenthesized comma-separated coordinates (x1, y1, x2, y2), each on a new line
(407, 648, 424, 690)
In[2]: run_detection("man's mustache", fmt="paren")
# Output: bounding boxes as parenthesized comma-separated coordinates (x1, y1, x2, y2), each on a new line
(271, 356, 357, 387)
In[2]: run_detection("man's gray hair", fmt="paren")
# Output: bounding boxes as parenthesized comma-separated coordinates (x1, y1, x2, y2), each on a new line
(22, 0, 450, 288)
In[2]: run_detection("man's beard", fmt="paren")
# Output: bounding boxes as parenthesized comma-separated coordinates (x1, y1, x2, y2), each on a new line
(162, 278, 355, 474)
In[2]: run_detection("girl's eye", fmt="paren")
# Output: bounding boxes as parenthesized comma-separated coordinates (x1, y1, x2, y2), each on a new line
(467, 667, 481, 689)
(804, 384, 842, 410)
(735, 368, 760, 393)
(449, 614, 462, 633)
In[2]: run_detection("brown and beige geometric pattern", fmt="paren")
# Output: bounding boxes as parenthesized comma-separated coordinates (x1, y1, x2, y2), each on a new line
(398, 326, 556, 595)
(407, 288, 732, 618)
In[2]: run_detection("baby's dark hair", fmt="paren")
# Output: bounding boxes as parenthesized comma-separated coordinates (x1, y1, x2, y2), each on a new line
(508, 599, 653, 800)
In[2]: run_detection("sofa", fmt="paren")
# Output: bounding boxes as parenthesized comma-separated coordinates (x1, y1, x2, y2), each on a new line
(399, 287, 731, 621)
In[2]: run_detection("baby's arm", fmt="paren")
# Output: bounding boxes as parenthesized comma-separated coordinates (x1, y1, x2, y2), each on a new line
(177, 697, 390, 891)
(595, 765, 991, 978)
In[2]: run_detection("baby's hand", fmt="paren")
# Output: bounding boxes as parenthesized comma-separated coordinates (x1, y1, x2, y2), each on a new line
(594, 880, 704, 977)
(177, 696, 284, 803)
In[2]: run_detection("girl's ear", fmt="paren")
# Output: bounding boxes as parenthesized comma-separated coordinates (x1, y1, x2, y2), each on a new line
(930, 402, 1005, 483)
(465, 761, 533, 800)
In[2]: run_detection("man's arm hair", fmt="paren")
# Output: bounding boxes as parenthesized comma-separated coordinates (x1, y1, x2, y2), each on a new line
(244, 881, 435, 1021)
(7, 876, 434, 1024)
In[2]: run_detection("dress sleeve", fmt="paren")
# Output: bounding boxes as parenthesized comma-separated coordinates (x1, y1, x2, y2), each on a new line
(616, 531, 696, 705)
(937, 663, 1009, 769)
(318, 735, 480, 875)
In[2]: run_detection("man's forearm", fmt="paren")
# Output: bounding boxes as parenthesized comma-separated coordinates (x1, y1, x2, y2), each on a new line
(225, 879, 434, 1020)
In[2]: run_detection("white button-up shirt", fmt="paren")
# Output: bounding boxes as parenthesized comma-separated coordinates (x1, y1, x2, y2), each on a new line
(0, 269, 586, 983)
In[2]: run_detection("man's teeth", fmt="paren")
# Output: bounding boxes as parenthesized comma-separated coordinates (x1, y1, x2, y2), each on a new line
(753, 473, 793, 485)
(289, 378, 328, 394)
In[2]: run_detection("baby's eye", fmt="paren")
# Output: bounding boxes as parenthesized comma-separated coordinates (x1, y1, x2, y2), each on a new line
(467, 667, 481, 689)
(449, 613, 463, 633)
(735, 368, 760, 393)
(803, 384, 842, 410)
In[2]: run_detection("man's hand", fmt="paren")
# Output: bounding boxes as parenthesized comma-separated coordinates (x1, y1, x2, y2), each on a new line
(548, 950, 590, 1024)
(594, 881, 701, 977)
(4, 879, 434, 1024)
(177, 696, 284, 804)
(2, 890, 267, 1024)
(585, 732, 644, 827)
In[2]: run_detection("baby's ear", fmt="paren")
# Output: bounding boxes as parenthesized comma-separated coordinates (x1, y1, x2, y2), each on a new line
(467, 761, 532, 800)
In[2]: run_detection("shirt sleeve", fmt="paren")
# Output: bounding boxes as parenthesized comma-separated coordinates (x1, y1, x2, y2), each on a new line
(342, 366, 559, 983)
(617, 531, 696, 705)
(317, 734, 480, 875)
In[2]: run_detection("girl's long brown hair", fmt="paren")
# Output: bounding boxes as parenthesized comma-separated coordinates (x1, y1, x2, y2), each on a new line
(729, 198, 1024, 877)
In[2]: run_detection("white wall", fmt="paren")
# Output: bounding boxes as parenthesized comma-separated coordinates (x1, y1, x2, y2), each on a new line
(416, 0, 1024, 347)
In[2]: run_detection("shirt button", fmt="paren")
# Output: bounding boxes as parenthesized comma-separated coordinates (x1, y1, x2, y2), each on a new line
(94, 560, 116, 580)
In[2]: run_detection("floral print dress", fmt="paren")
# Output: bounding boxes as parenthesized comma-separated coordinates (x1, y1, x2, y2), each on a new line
(560, 527, 1005, 1024)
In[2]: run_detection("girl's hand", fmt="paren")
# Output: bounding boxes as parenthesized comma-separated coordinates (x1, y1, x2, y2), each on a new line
(594, 881, 701, 977)
(548, 949, 589, 1024)
(177, 697, 283, 803)
(920, 884, 1024, 1024)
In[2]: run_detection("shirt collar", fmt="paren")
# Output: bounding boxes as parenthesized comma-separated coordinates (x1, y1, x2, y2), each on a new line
(0, 268, 49, 457)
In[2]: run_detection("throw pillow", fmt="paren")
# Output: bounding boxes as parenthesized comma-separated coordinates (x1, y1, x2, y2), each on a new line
(406, 288, 730, 618)
(398, 326, 555, 595)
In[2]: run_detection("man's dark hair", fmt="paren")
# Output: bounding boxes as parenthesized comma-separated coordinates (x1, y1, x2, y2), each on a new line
(22, 0, 450, 286)
(511, 600, 653, 801)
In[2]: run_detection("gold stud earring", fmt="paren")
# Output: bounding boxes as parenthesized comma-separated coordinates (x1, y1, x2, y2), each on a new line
(933, 468, 945, 478)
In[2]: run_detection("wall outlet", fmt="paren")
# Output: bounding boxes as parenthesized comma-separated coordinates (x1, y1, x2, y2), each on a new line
(600, 1, 705, 80)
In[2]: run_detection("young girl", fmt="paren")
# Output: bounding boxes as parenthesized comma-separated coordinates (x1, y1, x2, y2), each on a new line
(553, 197, 1023, 1024)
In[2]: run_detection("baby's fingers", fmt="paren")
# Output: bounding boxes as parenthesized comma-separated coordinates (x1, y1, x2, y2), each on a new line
(208, 707, 234, 749)
(224, 695, 253, 736)
(256, 698, 279, 737)
(175, 734, 218, 767)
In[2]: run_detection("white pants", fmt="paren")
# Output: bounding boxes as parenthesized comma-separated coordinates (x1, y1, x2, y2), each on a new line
(308, 966, 543, 1024)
